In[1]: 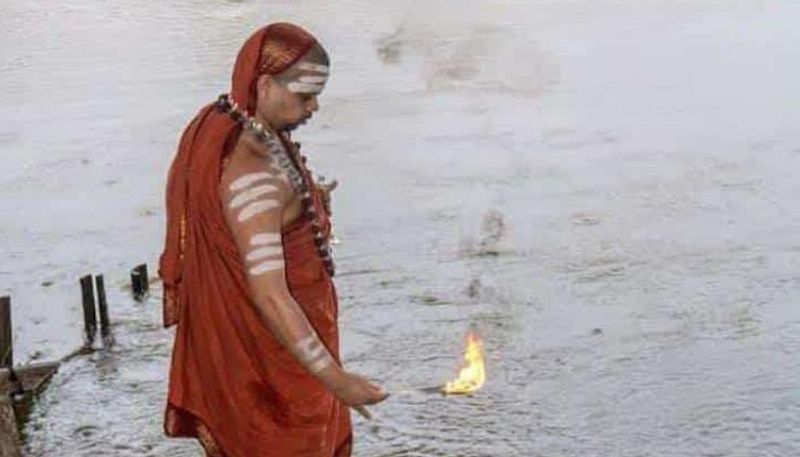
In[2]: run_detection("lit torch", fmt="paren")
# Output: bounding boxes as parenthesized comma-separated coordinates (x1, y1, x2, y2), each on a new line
(442, 332, 486, 395)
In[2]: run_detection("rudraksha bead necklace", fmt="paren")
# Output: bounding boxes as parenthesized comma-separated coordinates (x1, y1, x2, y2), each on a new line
(214, 93, 335, 277)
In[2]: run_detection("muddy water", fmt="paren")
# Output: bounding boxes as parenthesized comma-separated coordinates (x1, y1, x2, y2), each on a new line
(2, 1, 799, 456)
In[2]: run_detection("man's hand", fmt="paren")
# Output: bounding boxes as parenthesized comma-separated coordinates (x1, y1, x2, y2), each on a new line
(316, 179, 338, 215)
(331, 371, 389, 407)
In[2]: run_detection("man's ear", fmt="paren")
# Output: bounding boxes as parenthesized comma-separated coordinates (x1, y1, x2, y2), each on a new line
(256, 74, 274, 98)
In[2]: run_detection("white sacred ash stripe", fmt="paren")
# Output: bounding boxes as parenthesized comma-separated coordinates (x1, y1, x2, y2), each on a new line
(296, 63, 328, 74)
(293, 335, 331, 372)
(238, 199, 279, 222)
(229, 183, 278, 209)
(245, 245, 283, 262)
(296, 335, 326, 361)
(308, 350, 327, 364)
(287, 82, 324, 94)
(229, 172, 271, 192)
(250, 233, 281, 246)
(308, 356, 331, 373)
(298, 75, 327, 84)
(249, 260, 284, 275)
(296, 335, 315, 353)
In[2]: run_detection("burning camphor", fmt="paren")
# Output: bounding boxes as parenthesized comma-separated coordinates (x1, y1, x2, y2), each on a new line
(443, 332, 486, 395)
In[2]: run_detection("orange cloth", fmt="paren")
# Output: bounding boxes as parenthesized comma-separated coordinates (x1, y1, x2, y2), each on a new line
(159, 23, 351, 456)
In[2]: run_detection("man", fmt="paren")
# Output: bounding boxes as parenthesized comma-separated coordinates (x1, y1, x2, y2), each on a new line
(159, 23, 387, 456)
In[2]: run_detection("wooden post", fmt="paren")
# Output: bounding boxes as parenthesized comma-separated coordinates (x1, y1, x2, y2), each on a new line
(0, 390, 21, 457)
(131, 263, 149, 301)
(130, 268, 141, 301)
(0, 297, 11, 369)
(130, 266, 143, 301)
(0, 297, 21, 457)
(136, 263, 150, 294)
(94, 275, 112, 345)
(79, 275, 97, 346)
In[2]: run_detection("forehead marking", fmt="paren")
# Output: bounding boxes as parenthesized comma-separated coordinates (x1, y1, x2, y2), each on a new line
(298, 75, 328, 84)
(296, 63, 329, 74)
(287, 82, 324, 94)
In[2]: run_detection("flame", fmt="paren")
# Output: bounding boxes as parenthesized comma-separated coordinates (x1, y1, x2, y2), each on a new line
(443, 332, 486, 395)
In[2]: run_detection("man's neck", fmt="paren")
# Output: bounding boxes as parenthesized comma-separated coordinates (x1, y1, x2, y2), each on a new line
(253, 113, 283, 137)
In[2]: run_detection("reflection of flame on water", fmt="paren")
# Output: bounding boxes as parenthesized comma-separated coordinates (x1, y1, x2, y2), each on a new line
(443, 332, 486, 395)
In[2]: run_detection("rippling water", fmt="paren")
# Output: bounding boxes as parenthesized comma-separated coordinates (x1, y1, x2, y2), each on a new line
(2, 1, 799, 456)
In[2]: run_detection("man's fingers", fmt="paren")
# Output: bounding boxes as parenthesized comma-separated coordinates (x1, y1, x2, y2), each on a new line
(353, 405, 372, 420)
(372, 392, 389, 405)
(364, 385, 390, 405)
(367, 381, 386, 395)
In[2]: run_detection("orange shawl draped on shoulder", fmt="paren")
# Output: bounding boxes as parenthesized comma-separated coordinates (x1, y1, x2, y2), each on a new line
(158, 24, 351, 457)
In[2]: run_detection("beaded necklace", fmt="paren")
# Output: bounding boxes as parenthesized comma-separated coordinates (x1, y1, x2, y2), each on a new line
(214, 93, 335, 277)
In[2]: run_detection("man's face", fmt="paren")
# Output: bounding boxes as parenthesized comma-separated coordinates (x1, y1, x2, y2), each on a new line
(256, 62, 328, 132)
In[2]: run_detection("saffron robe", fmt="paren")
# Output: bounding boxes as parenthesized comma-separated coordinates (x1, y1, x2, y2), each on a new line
(159, 23, 352, 457)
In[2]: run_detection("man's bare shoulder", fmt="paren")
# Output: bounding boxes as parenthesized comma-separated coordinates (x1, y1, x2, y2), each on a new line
(220, 142, 290, 201)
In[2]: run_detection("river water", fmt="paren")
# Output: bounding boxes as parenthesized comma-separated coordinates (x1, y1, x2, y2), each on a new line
(1, 1, 798, 456)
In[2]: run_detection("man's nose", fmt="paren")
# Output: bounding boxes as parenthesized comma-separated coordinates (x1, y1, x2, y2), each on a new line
(306, 96, 319, 113)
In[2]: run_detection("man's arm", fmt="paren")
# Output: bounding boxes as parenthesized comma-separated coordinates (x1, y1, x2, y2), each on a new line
(221, 151, 386, 407)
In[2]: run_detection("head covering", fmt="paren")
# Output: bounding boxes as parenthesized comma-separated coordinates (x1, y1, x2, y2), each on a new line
(160, 22, 316, 327)
(159, 24, 351, 456)
(232, 22, 317, 115)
